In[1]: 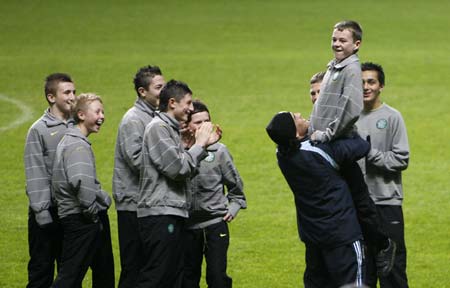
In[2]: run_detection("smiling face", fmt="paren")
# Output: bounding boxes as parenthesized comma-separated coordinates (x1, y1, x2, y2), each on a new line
(139, 75, 166, 108)
(48, 81, 76, 119)
(188, 111, 210, 132)
(170, 93, 193, 122)
(331, 28, 361, 62)
(77, 100, 105, 136)
(362, 70, 383, 110)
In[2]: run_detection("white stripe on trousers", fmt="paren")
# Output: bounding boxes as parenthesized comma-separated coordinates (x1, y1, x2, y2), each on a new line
(352, 240, 363, 286)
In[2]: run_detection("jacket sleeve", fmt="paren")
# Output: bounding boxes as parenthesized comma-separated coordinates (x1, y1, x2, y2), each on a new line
(321, 65, 363, 142)
(366, 115, 409, 172)
(24, 127, 53, 225)
(64, 144, 99, 217)
(329, 133, 370, 165)
(148, 122, 206, 181)
(119, 119, 146, 174)
(219, 146, 247, 217)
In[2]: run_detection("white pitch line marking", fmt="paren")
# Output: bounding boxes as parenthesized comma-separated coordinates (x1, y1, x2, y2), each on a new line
(0, 94, 34, 132)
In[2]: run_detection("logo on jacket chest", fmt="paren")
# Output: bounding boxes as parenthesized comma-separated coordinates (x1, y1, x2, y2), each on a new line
(376, 119, 388, 129)
(204, 151, 215, 162)
(332, 71, 340, 81)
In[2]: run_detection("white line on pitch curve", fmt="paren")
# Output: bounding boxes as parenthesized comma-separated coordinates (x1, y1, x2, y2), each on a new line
(0, 94, 34, 132)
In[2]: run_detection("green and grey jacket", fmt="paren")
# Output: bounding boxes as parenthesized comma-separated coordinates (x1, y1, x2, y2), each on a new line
(137, 112, 207, 219)
(356, 103, 409, 206)
(24, 109, 74, 226)
(113, 98, 157, 211)
(310, 54, 363, 142)
(186, 143, 247, 230)
(52, 128, 111, 220)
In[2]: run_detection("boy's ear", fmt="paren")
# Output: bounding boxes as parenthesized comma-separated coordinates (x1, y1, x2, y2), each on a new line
(137, 87, 146, 97)
(168, 98, 176, 110)
(47, 93, 56, 104)
(353, 40, 361, 51)
(77, 110, 85, 121)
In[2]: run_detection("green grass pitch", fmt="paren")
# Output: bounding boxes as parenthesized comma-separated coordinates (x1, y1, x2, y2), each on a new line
(0, 0, 449, 287)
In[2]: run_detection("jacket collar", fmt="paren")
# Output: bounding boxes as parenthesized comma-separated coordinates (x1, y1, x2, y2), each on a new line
(42, 108, 74, 127)
(134, 97, 157, 117)
(328, 54, 360, 70)
(65, 127, 91, 145)
(158, 112, 180, 132)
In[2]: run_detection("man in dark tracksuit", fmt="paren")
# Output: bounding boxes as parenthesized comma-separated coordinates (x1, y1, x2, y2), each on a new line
(266, 112, 367, 287)
(24, 73, 75, 288)
(112, 65, 165, 288)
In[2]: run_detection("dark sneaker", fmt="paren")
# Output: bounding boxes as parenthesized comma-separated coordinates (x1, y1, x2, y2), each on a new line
(376, 238, 397, 277)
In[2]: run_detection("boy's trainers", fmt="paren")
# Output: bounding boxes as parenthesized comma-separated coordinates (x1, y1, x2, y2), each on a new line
(376, 238, 397, 277)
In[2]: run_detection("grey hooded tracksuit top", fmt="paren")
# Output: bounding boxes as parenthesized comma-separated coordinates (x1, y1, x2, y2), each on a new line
(113, 98, 157, 211)
(137, 112, 207, 219)
(310, 54, 363, 142)
(52, 128, 111, 220)
(186, 143, 247, 230)
(356, 103, 410, 206)
(24, 109, 74, 225)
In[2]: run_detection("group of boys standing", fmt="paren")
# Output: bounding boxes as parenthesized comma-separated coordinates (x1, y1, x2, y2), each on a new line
(24, 67, 246, 287)
(23, 19, 409, 288)
(267, 20, 409, 287)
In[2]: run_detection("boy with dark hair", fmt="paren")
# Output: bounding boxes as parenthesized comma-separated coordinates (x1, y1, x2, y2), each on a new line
(136, 80, 221, 288)
(52, 93, 114, 288)
(266, 111, 366, 287)
(182, 100, 247, 288)
(308, 20, 396, 275)
(113, 65, 165, 288)
(310, 20, 363, 142)
(24, 73, 75, 288)
(357, 62, 410, 288)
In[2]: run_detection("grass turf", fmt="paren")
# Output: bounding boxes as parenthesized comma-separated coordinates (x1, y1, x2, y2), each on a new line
(0, 0, 449, 287)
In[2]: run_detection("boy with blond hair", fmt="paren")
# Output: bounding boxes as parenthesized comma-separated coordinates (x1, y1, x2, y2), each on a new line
(52, 93, 114, 287)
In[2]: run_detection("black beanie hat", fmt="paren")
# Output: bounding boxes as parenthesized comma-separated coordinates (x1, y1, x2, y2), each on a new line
(266, 112, 297, 146)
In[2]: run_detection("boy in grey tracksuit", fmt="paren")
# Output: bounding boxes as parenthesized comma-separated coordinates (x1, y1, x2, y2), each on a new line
(112, 65, 165, 288)
(309, 21, 396, 279)
(356, 62, 410, 288)
(182, 100, 247, 288)
(24, 73, 75, 288)
(52, 93, 114, 288)
(136, 80, 220, 288)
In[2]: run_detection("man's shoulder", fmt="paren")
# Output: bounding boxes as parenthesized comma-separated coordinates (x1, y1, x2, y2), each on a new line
(120, 106, 152, 126)
(27, 114, 47, 131)
(381, 103, 403, 116)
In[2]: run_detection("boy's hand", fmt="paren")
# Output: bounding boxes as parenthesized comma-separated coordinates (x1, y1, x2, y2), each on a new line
(194, 122, 214, 148)
(223, 212, 234, 222)
(206, 124, 222, 146)
(310, 130, 326, 143)
(180, 121, 195, 148)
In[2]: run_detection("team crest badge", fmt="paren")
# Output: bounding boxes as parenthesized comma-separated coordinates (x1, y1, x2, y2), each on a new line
(332, 71, 339, 81)
(376, 119, 388, 129)
(204, 152, 215, 162)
